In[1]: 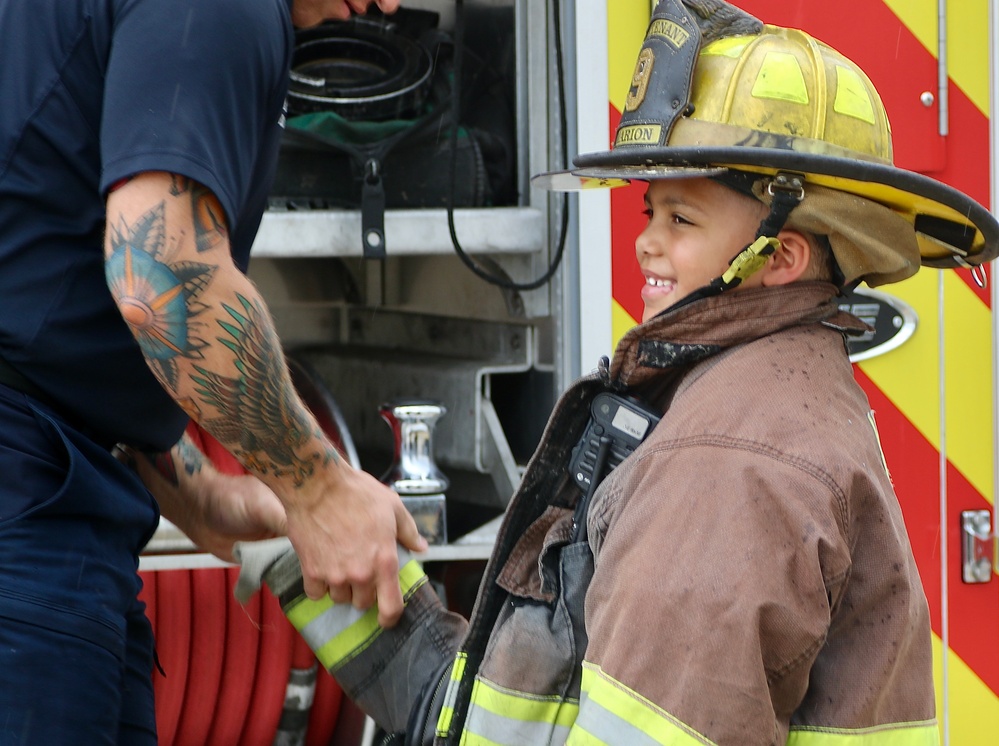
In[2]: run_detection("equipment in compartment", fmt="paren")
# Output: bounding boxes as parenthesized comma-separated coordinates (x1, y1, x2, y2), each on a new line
(379, 399, 450, 545)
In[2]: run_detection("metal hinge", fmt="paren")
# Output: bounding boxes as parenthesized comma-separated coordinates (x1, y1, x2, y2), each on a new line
(961, 510, 997, 584)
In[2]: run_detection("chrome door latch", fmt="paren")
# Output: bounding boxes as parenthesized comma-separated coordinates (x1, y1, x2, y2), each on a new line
(961, 510, 996, 584)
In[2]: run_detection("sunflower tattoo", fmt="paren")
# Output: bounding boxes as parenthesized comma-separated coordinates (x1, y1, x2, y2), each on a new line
(105, 202, 214, 391)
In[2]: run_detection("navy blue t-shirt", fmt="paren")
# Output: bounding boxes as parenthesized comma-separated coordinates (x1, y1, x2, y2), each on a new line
(0, 0, 293, 450)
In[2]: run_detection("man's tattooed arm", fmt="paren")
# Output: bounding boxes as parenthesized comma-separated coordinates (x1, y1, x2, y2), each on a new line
(103, 172, 338, 486)
(104, 171, 424, 625)
(130, 429, 287, 562)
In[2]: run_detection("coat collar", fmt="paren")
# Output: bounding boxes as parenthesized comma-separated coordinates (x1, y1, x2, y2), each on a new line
(607, 282, 864, 390)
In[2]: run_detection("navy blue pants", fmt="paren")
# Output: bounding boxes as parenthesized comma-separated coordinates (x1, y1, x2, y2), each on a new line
(0, 385, 160, 745)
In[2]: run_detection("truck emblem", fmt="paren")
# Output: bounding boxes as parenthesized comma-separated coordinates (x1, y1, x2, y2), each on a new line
(839, 287, 918, 362)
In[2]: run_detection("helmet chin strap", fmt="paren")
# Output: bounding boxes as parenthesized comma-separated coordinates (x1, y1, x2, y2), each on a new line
(706, 171, 806, 294)
(716, 235, 782, 289)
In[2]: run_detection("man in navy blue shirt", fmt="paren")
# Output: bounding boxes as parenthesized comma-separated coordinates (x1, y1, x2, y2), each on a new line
(0, 0, 423, 742)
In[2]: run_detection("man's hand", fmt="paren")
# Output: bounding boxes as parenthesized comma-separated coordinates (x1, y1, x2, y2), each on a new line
(291, 0, 401, 28)
(284, 462, 427, 627)
(183, 472, 288, 562)
(133, 435, 288, 563)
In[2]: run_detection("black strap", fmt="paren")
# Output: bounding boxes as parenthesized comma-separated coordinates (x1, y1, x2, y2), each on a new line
(0, 354, 122, 453)
(0, 355, 50, 404)
(361, 158, 387, 259)
(283, 96, 453, 259)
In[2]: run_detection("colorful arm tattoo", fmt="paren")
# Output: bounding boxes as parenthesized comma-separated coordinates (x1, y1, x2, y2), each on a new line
(105, 202, 214, 391)
(106, 198, 338, 488)
(168, 175, 228, 253)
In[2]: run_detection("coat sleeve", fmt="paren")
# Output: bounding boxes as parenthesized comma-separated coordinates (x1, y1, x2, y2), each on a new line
(233, 538, 468, 734)
(577, 441, 852, 745)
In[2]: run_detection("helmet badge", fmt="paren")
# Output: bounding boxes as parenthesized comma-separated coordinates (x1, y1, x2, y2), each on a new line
(624, 48, 655, 113)
(614, 0, 701, 149)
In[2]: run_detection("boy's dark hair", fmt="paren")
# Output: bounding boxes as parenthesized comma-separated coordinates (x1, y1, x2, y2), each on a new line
(800, 233, 842, 285)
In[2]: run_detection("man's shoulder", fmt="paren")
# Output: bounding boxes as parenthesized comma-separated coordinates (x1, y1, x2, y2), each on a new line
(111, 0, 290, 50)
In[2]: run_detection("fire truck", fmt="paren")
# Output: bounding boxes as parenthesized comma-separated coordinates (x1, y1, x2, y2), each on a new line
(138, 0, 999, 743)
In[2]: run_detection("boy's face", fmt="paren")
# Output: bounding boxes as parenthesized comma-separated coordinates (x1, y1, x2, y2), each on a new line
(637, 178, 768, 322)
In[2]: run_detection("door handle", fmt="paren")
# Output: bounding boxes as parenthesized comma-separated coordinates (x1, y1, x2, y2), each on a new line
(961, 510, 996, 583)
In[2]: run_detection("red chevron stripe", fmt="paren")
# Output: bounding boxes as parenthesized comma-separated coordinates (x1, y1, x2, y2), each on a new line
(857, 368, 999, 698)
(609, 104, 647, 326)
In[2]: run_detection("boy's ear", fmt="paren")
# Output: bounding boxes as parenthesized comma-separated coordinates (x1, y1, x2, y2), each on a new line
(760, 229, 811, 286)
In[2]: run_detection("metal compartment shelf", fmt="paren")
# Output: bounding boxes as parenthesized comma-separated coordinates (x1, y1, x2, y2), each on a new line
(139, 515, 500, 571)
(252, 206, 546, 258)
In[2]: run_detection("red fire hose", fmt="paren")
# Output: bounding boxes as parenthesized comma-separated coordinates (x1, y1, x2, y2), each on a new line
(141, 355, 358, 745)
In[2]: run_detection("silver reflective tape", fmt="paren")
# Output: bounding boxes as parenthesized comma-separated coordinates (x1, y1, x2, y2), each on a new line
(298, 602, 367, 653)
(283, 665, 318, 712)
(574, 690, 691, 746)
(464, 702, 572, 746)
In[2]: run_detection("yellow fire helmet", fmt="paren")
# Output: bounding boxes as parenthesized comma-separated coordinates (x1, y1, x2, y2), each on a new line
(533, 0, 999, 288)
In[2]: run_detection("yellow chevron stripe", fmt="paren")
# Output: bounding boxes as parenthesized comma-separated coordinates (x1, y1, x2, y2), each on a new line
(880, 0, 936, 63)
(881, 0, 989, 117)
(607, 0, 653, 115)
(933, 633, 999, 741)
(857, 272, 993, 504)
(611, 298, 639, 351)
(947, 0, 990, 114)
(942, 276, 995, 504)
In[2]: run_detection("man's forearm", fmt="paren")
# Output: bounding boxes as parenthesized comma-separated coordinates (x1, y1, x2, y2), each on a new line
(131, 430, 287, 561)
(105, 172, 423, 621)
(104, 172, 340, 500)
(131, 432, 208, 535)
